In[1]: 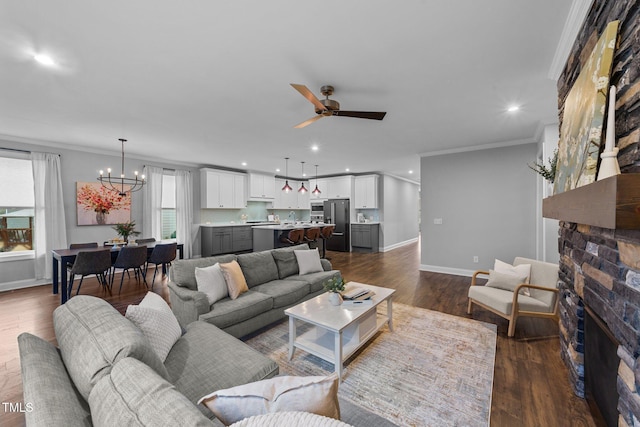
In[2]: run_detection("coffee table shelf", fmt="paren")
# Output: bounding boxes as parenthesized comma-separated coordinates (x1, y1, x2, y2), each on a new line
(285, 282, 395, 382)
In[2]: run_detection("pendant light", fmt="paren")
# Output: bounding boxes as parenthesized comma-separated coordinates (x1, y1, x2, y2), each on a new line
(98, 138, 146, 196)
(312, 164, 322, 195)
(282, 157, 293, 192)
(298, 162, 308, 193)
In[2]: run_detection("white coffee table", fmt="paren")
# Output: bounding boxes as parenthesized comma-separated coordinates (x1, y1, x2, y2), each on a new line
(284, 282, 395, 382)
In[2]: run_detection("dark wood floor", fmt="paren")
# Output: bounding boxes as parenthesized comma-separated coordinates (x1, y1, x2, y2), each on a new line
(0, 242, 596, 426)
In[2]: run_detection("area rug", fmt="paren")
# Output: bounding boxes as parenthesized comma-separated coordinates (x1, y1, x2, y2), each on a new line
(243, 303, 497, 427)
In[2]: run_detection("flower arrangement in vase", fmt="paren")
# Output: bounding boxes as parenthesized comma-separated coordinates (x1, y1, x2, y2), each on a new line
(112, 221, 140, 243)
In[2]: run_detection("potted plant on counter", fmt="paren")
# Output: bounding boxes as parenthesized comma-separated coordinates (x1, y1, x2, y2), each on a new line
(323, 277, 346, 306)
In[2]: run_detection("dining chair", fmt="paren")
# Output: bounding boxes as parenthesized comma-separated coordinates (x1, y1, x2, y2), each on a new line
(111, 245, 149, 294)
(67, 249, 112, 299)
(146, 242, 177, 288)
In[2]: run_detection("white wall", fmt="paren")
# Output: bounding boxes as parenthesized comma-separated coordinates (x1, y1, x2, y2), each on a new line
(420, 143, 538, 276)
(380, 175, 420, 251)
(0, 137, 202, 290)
(539, 124, 560, 263)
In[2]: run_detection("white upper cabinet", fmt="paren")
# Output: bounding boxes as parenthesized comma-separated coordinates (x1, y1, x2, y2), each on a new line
(201, 169, 247, 209)
(354, 175, 379, 209)
(325, 175, 353, 199)
(248, 173, 275, 200)
(273, 179, 309, 209)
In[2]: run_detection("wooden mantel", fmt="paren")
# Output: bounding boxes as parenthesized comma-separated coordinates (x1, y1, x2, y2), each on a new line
(542, 174, 640, 229)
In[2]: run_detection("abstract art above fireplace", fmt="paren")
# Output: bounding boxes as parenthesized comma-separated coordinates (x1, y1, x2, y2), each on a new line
(554, 20, 619, 195)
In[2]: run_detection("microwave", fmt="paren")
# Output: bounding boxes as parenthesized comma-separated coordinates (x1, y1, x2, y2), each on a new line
(310, 202, 324, 212)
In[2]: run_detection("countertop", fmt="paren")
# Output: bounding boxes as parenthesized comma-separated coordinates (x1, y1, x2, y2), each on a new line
(252, 223, 332, 231)
(200, 222, 278, 228)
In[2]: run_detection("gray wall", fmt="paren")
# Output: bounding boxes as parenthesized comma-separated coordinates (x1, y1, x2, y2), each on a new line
(380, 175, 420, 250)
(0, 137, 202, 290)
(420, 143, 538, 275)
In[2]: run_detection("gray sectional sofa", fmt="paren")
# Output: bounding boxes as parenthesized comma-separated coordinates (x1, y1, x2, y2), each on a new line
(168, 244, 341, 338)
(18, 295, 278, 426)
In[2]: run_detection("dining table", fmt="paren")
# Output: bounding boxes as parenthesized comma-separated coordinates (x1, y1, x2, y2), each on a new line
(51, 240, 184, 304)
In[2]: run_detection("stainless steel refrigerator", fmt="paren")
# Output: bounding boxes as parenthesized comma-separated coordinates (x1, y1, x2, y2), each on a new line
(323, 199, 350, 252)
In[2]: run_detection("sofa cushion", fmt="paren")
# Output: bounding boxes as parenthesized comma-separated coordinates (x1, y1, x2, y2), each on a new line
(53, 295, 169, 400)
(237, 251, 279, 288)
(171, 254, 238, 290)
(89, 357, 214, 427)
(198, 291, 273, 329)
(17, 333, 91, 427)
(272, 250, 299, 279)
(164, 321, 279, 416)
(287, 270, 341, 293)
(251, 280, 310, 309)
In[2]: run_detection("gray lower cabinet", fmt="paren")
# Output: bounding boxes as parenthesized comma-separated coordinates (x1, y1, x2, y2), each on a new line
(351, 224, 379, 253)
(232, 226, 253, 252)
(202, 226, 253, 256)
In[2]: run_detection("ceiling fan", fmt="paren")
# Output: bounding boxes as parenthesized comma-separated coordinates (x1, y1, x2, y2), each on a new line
(290, 84, 387, 129)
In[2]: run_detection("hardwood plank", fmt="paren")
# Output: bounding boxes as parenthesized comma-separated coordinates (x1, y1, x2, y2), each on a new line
(0, 246, 597, 427)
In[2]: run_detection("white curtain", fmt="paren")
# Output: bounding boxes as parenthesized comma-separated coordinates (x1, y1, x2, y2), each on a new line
(175, 169, 193, 259)
(31, 152, 67, 280)
(142, 166, 164, 240)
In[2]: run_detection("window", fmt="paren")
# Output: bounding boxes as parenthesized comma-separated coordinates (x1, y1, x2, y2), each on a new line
(161, 173, 176, 239)
(0, 155, 35, 254)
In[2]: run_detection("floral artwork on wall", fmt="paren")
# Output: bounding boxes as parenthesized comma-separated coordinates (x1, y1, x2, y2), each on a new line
(553, 20, 619, 195)
(76, 182, 131, 226)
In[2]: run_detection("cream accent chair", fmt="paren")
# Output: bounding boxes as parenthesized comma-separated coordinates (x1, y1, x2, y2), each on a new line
(467, 257, 560, 337)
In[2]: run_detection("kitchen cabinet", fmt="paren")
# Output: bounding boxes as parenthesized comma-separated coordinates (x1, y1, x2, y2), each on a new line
(325, 176, 353, 199)
(351, 223, 379, 253)
(310, 178, 328, 200)
(232, 226, 253, 252)
(273, 179, 309, 209)
(354, 175, 379, 209)
(248, 173, 276, 200)
(201, 169, 246, 209)
(201, 227, 232, 256)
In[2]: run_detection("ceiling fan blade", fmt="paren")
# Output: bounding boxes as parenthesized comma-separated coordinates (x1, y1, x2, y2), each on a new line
(291, 84, 327, 111)
(294, 115, 324, 129)
(332, 111, 387, 120)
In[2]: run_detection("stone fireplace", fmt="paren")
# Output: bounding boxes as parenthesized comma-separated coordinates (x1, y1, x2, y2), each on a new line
(549, 1, 640, 426)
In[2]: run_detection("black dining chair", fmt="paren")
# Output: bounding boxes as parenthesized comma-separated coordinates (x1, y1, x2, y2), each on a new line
(111, 245, 149, 294)
(146, 242, 177, 288)
(67, 249, 112, 299)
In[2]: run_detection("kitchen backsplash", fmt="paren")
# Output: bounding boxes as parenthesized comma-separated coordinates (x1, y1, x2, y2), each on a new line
(200, 201, 311, 224)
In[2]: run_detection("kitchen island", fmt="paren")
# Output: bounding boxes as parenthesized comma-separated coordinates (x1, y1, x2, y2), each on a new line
(252, 223, 331, 252)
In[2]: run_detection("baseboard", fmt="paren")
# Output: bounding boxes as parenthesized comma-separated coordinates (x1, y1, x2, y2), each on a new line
(381, 237, 419, 252)
(419, 264, 476, 277)
(0, 278, 49, 292)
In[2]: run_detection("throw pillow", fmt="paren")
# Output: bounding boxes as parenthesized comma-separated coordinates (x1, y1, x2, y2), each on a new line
(484, 269, 529, 293)
(494, 259, 532, 296)
(294, 249, 324, 275)
(125, 292, 182, 362)
(198, 374, 340, 426)
(195, 263, 229, 305)
(219, 260, 249, 300)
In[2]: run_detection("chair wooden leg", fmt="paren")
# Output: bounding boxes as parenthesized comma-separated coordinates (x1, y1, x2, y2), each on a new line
(508, 314, 517, 337)
(467, 299, 473, 314)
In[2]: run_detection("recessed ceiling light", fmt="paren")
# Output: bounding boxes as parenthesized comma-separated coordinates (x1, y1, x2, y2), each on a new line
(311, 145, 319, 151)
(275, 168, 280, 172)
(345, 168, 350, 172)
(33, 53, 55, 67)
(302, 173, 307, 177)
(408, 170, 413, 174)
(507, 105, 520, 113)
(241, 162, 247, 166)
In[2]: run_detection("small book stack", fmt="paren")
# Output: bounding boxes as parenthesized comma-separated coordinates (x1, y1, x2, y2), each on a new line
(341, 287, 375, 306)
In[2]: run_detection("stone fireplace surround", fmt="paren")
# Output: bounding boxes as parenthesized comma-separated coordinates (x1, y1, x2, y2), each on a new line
(553, 1, 640, 426)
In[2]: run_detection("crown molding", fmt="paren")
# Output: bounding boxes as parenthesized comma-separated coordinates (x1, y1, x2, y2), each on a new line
(548, 0, 594, 81)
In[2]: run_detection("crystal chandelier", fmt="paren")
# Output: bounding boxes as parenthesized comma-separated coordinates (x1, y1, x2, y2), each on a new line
(98, 138, 145, 196)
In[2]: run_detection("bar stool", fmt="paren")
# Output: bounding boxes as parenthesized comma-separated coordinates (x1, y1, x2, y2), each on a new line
(279, 228, 304, 246)
(304, 227, 321, 249)
(319, 225, 335, 258)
